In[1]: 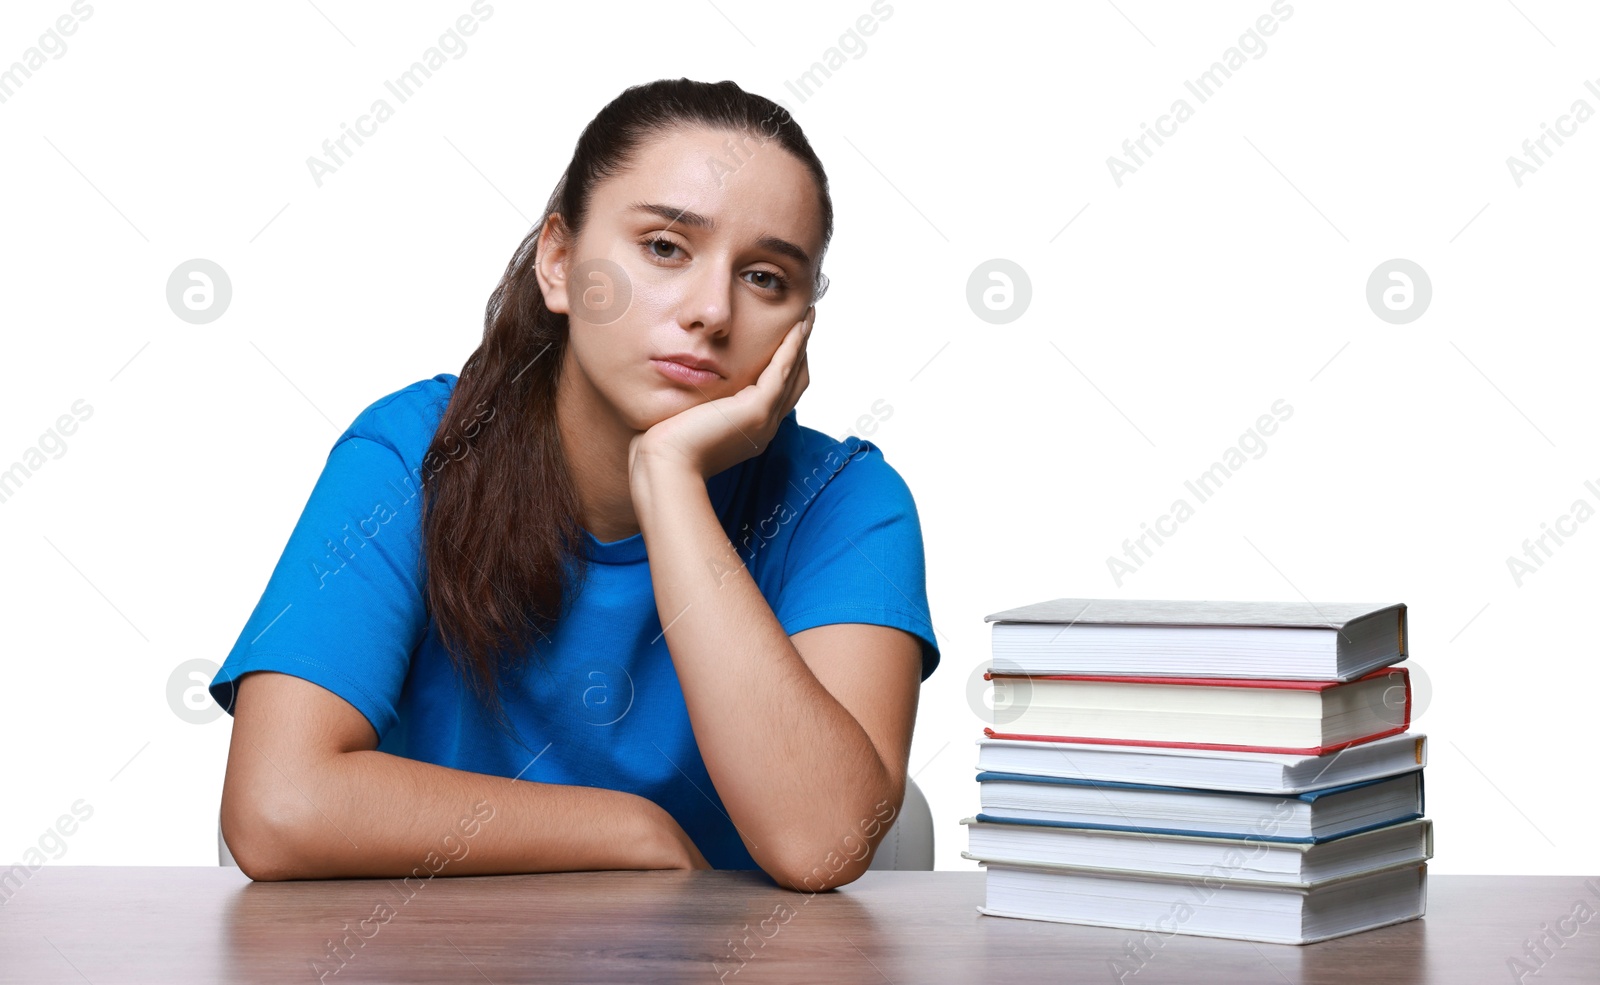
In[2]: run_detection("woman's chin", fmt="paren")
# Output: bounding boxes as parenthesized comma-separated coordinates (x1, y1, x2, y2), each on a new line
(629, 394, 704, 432)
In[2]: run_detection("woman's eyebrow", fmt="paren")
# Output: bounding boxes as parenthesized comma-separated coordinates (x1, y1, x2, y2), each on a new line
(628, 201, 811, 267)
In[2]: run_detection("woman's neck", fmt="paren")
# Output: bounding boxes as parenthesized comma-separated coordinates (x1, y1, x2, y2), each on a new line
(553, 355, 642, 544)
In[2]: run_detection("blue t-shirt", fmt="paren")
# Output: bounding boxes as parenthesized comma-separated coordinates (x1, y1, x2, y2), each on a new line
(210, 373, 939, 870)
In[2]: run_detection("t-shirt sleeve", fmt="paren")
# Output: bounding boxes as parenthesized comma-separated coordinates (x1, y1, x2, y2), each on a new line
(208, 433, 429, 739)
(773, 441, 941, 682)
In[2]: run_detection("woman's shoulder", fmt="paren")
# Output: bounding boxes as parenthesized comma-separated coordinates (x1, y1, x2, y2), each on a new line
(761, 409, 915, 517)
(333, 373, 459, 469)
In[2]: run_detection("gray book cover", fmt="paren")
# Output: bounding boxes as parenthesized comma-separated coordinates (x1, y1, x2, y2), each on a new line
(983, 598, 1406, 631)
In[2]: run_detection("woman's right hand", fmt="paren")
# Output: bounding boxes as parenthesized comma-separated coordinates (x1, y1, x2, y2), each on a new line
(639, 802, 713, 871)
(677, 835, 714, 871)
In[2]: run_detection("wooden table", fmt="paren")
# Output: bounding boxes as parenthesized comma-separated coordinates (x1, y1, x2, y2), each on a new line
(2, 868, 1596, 983)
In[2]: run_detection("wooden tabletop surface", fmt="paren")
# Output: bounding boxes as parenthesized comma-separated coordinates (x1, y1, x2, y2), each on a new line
(2, 868, 1597, 983)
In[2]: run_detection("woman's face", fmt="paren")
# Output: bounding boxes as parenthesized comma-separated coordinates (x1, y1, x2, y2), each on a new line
(540, 125, 825, 433)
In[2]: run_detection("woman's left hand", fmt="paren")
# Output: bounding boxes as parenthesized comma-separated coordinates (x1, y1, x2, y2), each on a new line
(628, 306, 813, 484)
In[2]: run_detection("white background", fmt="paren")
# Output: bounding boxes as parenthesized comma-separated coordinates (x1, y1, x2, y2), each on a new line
(1, 0, 1595, 876)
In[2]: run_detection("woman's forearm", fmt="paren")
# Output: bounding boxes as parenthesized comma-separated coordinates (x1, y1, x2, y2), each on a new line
(225, 747, 699, 881)
(630, 453, 896, 890)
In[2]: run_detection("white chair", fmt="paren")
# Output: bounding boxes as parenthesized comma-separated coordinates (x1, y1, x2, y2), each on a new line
(220, 777, 934, 871)
(865, 776, 934, 870)
(219, 810, 237, 867)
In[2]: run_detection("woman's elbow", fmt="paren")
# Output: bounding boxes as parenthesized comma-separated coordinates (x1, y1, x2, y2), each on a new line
(766, 845, 873, 893)
(221, 787, 312, 882)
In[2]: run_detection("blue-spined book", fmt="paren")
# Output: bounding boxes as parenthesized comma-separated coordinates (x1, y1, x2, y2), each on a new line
(961, 816, 1434, 884)
(974, 732, 1427, 794)
(974, 769, 1424, 843)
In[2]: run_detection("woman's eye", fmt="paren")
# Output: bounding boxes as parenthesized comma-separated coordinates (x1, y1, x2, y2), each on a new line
(641, 235, 681, 260)
(745, 270, 790, 293)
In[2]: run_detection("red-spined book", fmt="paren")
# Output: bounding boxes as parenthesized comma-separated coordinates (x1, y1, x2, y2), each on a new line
(981, 666, 1411, 756)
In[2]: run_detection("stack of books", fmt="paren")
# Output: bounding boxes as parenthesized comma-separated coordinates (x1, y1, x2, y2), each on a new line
(961, 598, 1430, 946)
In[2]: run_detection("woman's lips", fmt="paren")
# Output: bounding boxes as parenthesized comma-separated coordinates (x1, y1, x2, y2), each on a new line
(651, 358, 720, 386)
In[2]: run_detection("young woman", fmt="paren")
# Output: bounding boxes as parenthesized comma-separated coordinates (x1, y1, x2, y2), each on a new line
(211, 79, 940, 891)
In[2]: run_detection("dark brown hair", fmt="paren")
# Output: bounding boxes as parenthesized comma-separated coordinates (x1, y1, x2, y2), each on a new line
(420, 79, 834, 730)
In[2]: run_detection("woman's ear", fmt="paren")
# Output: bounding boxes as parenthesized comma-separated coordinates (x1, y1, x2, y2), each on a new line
(534, 214, 572, 315)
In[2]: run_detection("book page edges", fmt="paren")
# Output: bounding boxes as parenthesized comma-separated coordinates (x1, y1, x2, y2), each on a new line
(969, 855, 1427, 891)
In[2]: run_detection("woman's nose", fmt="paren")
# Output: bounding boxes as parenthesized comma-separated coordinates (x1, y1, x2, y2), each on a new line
(675, 261, 734, 336)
